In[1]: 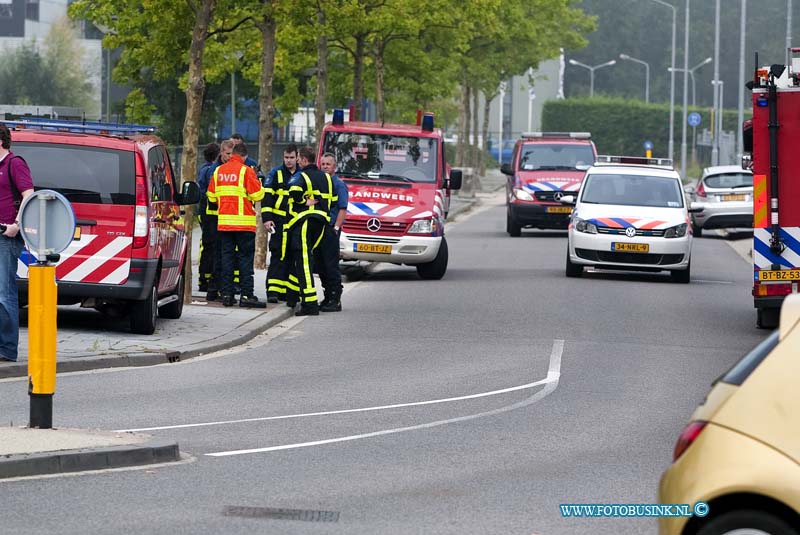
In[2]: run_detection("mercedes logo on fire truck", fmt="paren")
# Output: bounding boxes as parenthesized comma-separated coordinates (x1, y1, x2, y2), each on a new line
(553, 192, 564, 202)
(367, 218, 382, 232)
(625, 227, 637, 238)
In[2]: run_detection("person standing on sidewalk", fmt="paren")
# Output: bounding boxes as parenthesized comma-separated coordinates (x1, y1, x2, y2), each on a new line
(0, 124, 33, 362)
(261, 144, 298, 303)
(206, 142, 266, 308)
(196, 142, 220, 297)
(316, 152, 348, 312)
(285, 146, 336, 316)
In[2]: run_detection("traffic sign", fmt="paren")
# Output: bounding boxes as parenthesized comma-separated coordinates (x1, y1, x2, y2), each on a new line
(18, 189, 76, 260)
(688, 112, 702, 127)
(643, 140, 654, 150)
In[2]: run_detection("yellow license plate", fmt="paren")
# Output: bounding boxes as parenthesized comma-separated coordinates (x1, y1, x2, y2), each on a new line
(355, 243, 392, 254)
(546, 206, 573, 214)
(758, 270, 800, 281)
(721, 194, 746, 201)
(612, 242, 649, 253)
(73, 227, 81, 240)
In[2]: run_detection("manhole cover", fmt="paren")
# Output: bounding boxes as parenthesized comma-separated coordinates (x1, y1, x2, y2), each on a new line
(223, 506, 339, 522)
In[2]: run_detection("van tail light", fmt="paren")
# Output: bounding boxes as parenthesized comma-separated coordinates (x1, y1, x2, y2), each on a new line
(133, 154, 149, 249)
(695, 182, 707, 199)
(673, 420, 707, 461)
(754, 282, 794, 296)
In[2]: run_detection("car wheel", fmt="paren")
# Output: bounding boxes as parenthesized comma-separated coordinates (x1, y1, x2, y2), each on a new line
(507, 210, 521, 237)
(757, 307, 780, 329)
(697, 509, 797, 535)
(565, 248, 583, 278)
(670, 261, 691, 283)
(417, 237, 448, 280)
(692, 222, 703, 237)
(159, 271, 184, 319)
(130, 281, 158, 335)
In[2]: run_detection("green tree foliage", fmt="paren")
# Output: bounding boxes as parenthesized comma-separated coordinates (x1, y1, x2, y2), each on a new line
(0, 18, 96, 112)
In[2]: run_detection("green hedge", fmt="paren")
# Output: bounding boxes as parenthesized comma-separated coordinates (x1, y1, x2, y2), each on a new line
(541, 97, 746, 162)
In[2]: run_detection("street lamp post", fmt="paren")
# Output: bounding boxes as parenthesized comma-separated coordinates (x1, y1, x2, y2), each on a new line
(680, 0, 691, 180)
(619, 54, 650, 103)
(498, 81, 507, 166)
(527, 87, 536, 131)
(649, 0, 677, 162)
(711, 0, 721, 166)
(669, 57, 712, 164)
(568, 59, 617, 97)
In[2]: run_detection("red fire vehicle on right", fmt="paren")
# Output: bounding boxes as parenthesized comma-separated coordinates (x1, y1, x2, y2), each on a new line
(745, 50, 800, 328)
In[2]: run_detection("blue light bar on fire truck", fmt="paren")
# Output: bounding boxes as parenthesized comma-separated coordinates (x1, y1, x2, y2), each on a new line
(521, 132, 591, 139)
(595, 155, 673, 168)
(3, 118, 156, 136)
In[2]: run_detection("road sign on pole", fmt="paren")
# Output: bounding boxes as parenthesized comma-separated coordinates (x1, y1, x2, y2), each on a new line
(644, 140, 654, 158)
(688, 112, 702, 127)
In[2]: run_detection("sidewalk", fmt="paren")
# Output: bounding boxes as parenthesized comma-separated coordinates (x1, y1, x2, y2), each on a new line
(0, 185, 483, 479)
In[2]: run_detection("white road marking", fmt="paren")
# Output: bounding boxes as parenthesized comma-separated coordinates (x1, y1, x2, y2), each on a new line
(203, 339, 564, 457)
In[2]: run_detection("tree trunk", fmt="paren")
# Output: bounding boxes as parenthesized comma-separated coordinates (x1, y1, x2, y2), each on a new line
(254, 6, 276, 271)
(455, 81, 468, 167)
(181, 0, 215, 304)
(472, 82, 482, 190)
(315, 7, 328, 142)
(481, 90, 494, 177)
(352, 35, 365, 121)
(464, 84, 471, 168)
(374, 42, 385, 124)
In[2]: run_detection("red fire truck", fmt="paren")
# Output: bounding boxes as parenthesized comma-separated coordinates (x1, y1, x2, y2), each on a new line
(745, 51, 800, 328)
(318, 110, 462, 279)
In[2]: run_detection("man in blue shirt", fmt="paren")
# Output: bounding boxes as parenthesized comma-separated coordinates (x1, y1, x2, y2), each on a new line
(196, 142, 220, 295)
(316, 152, 348, 312)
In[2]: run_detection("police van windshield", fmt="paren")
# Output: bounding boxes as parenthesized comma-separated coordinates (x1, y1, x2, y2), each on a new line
(520, 143, 595, 171)
(13, 142, 136, 205)
(322, 132, 437, 183)
(581, 174, 684, 208)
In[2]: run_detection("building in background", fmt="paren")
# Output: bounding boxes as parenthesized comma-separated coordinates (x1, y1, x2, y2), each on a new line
(0, 0, 118, 119)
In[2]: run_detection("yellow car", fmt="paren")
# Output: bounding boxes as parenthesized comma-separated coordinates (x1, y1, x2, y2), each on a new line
(658, 294, 800, 535)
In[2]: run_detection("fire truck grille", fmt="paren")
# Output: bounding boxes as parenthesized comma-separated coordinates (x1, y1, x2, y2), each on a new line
(343, 220, 408, 236)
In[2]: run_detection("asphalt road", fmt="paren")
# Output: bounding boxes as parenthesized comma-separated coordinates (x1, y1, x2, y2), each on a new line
(0, 193, 766, 535)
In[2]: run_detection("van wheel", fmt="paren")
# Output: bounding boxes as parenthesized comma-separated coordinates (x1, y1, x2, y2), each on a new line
(417, 237, 448, 280)
(670, 262, 691, 283)
(130, 282, 158, 335)
(159, 272, 184, 319)
(565, 249, 583, 278)
(757, 307, 780, 329)
(507, 211, 521, 237)
(697, 509, 796, 535)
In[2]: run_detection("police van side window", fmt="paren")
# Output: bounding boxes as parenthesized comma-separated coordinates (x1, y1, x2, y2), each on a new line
(148, 147, 171, 202)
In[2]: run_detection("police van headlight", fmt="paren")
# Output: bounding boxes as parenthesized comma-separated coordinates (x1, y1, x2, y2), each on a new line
(664, 223, 688, 238)
(574, 217, 597, 234)
(408, 218, 437, 234)
(513, 188, 534, 201)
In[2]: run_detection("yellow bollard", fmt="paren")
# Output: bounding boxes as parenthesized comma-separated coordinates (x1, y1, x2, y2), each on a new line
(28, 262, 57, 428)
(646, 149, 653, 159)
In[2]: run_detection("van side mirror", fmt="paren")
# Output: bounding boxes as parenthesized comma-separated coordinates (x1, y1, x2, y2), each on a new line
(500, 163, 513, 176)
(447, 169, 462, 190)
(176, 181, 200, 205)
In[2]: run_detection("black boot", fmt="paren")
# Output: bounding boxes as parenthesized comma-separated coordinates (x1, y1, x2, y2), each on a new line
(222, 293, 235, 307)
(295, 304, 319, 316)
(320, 290, 341, 312)
(240, 295, 267, 308)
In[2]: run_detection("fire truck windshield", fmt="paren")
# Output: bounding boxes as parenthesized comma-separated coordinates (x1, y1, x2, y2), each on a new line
(520, 143, 595, 171)
(322, 132, 438, 183)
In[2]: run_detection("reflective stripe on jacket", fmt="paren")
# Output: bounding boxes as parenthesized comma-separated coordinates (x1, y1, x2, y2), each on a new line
(286, 167, 337, 229)
(207, 155, 265, 232)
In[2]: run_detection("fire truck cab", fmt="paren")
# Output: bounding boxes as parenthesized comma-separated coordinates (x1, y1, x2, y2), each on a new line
(745, 51, 800, 328)
(318, 110, 462, 279)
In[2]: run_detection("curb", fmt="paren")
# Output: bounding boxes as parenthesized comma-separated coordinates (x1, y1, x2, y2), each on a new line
(0, 438, 180, 479)
(0, 307, 296, 380)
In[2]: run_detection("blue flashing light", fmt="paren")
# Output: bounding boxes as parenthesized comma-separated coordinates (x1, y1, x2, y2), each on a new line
(332, 109, 345, 125)
(421, 112, 434, 132)
(756, 96, 769, 107)
(3, 118, 155, 135)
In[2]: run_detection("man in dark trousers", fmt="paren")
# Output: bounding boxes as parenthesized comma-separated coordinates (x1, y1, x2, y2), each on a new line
(261, 144, 298, 303)
(285, 146, 336, 316)
(196, 142, 220, 297)
(316, 152, 348, 312)
(0, 123, 34, 361)
(207, 142, 266, 308)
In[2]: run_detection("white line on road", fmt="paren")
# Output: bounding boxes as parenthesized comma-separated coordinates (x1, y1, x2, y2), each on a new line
(203, 339, 564, 457)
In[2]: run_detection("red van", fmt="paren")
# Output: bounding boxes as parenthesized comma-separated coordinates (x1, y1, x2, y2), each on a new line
(8, 119, 199, 334)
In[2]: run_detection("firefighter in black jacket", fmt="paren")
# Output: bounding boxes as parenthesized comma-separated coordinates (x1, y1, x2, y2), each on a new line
(261, 144, 298, 302)
(284, 146, 337, 316)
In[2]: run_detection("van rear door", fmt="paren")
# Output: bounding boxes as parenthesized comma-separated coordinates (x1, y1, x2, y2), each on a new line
(13, 142, 136, 284)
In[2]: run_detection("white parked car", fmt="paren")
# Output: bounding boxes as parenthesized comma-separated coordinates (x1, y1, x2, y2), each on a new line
(563, 156, 694, 283)
(687, 165, 753, 237)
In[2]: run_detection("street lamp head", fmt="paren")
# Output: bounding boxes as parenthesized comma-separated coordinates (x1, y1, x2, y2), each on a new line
(701, 57, 713, 66)
(600, 60, 617, 68)
(568, 59, 579, 65)
(619, 54, 630, 60)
